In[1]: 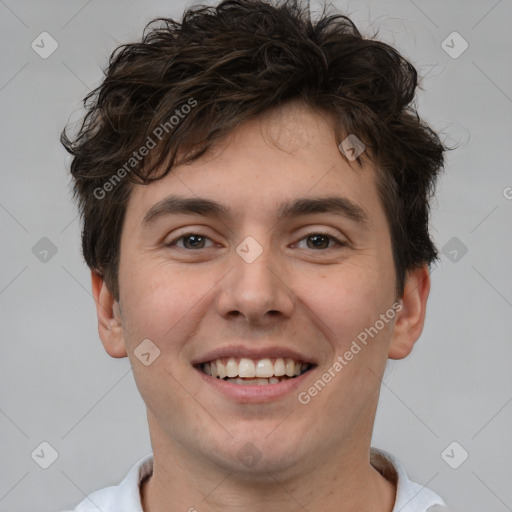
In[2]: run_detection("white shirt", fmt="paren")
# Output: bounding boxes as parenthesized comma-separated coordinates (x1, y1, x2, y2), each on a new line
(62, 448, 448, 512)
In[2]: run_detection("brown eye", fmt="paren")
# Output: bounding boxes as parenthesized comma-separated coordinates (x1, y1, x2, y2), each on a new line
(166, 233, 214, 249)
(182, 235, 206, 249)
(306, 234, 331, 249)
(295, 233, 345, 250)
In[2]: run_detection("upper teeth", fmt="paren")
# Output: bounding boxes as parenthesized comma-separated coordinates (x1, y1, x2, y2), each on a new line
(202, 357, 308, 379)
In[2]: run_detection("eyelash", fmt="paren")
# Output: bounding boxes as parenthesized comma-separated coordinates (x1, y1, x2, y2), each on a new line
(166, 232, 346, 250)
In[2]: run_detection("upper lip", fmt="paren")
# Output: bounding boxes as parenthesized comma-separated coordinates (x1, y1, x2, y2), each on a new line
(192, 345, 318, 366)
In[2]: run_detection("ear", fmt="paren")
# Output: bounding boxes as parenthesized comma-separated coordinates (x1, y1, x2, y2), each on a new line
(91, 271, 127, 358)
(388, 264, 431, 360)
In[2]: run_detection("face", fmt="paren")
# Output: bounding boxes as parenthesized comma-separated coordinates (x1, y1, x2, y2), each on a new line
(96, 101, 426, 478)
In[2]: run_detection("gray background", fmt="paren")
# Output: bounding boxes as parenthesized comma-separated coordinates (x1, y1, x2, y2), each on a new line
(0, 0, 511, 511)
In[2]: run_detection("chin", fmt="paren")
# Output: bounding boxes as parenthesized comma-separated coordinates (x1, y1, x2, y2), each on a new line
(201, 432, 308, 479)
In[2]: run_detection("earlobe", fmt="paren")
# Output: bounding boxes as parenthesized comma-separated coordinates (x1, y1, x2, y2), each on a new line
(388, 264, 431, 360)
(91, 271, 127, 358)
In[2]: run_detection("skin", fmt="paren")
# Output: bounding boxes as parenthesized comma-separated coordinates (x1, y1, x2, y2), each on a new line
(91, 100, 430, 512)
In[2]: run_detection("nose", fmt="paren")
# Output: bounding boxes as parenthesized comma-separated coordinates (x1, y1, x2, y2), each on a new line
(216, 240, 295, 327)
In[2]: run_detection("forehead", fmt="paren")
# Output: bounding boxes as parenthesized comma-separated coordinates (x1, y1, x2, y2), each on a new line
(124, 102, 384, 227)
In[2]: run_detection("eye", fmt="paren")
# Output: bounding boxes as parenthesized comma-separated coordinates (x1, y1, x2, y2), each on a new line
(166, 233, 215, 250)
(165, 232, 345, 251)
(294, 232, 346, 250)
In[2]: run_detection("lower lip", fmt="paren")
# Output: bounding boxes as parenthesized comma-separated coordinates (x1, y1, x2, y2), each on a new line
(196, 367, 314, 403)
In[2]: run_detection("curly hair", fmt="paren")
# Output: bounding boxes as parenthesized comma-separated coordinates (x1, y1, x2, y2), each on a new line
(61, 0, 448, 301)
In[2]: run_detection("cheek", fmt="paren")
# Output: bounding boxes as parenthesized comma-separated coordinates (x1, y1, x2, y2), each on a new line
(303, 260, 393, 348)
(119, 263, 211, 399)
(119, 259, 225, 358)
(119, 261, 191, 342)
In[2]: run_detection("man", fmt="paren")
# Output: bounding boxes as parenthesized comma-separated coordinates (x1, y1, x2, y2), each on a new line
(60, 0, 450, 510)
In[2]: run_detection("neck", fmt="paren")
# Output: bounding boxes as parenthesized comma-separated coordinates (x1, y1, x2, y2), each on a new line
(140, 416, 396, 512)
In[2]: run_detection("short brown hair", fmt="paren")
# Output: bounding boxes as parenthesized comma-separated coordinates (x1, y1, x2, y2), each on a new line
(61, 0, 448, 301)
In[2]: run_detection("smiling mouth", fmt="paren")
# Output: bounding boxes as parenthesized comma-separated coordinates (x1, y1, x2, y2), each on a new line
(198, 357, 313, 385)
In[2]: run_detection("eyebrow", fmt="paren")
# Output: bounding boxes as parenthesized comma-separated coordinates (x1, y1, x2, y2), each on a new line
(142, 194, 368, 227)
